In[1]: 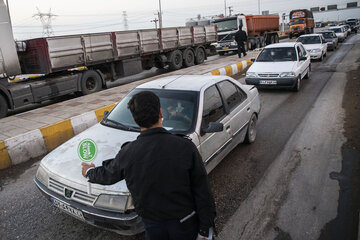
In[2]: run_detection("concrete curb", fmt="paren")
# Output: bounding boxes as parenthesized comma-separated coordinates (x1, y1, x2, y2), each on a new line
(0, 59, 253, 170)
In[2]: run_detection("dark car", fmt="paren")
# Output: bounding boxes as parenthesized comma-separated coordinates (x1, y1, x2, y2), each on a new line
(318, 31, 338, 50)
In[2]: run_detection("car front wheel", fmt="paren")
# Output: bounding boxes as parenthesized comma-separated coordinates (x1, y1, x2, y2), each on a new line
(293, 76, 301, 92)
(305, 65, 311, 79)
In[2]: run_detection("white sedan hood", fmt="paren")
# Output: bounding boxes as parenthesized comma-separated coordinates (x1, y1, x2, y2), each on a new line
(41, 123, 139, 193)
(248, 61, 296, 73)
(302, 44, 321, 51)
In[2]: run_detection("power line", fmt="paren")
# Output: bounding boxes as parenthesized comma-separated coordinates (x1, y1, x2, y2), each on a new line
(33, 7, 57, 36)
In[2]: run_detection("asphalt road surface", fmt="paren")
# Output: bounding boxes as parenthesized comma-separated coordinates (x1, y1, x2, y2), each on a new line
(0, 34, 359, 240)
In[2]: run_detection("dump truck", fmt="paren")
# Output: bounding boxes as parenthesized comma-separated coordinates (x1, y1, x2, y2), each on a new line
(289, 9, 314, 38)
(211, 14, 280, 55)
(0, 0, 217, 118)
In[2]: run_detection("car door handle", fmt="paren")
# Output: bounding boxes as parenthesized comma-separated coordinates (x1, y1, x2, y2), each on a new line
(226, 126, 230, 130)
(247, 107, 251, 112)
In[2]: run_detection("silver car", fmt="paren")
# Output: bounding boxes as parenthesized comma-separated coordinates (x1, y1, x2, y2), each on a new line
(34, 75, 261, 235)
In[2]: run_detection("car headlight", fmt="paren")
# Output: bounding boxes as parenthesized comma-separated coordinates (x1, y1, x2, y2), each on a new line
(246, 72, 257, 78)
(311, 49, 321, 53)
(36, 164, 49, 187)
(230, 40, 237, 46)
(280, 72, 296, 77)
(94, 194, 135, 212)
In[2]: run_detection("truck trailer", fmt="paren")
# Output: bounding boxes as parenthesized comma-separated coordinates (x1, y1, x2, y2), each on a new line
(212, 14, 280, 55)
(289, 9, 314, 38)
(0, 0, 217, 118)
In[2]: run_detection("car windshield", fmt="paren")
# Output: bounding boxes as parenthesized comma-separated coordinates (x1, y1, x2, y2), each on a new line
(321, 32, 334, 38)
(103, 88, 199, 134)
(256, 47, 297, 62)
(289, 19, 305, 25)
(296, 36, 321, 44)
(213, 19, 238, 32)
(330, 28, 342, 33)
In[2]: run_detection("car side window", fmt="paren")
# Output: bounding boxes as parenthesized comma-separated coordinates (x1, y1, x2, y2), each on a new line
(217, 80, 246, 111)
(296, 46, 303, 59)
(202, 85, 225, 128)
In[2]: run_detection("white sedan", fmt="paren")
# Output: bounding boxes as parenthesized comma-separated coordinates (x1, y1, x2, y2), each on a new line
(296, 34, 328, 61)
(245, 42, 311, 91)
(34, 75, 261, 235)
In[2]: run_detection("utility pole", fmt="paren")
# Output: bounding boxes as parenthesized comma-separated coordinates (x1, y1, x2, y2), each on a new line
(33, 8, 57, 37)
(158, 0, 163, 28)
(228, 6, 233, 16)
(224, 0, 227, 17)
(258, 0, 261, 14)
(151, 18, 158, 29)
(122, 11, 128, 30)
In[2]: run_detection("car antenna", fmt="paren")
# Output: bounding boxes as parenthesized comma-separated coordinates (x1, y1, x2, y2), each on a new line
(161, 75, 184, 89)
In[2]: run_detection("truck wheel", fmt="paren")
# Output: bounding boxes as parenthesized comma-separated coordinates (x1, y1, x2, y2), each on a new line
(0, 94, 8, 118)
(183, 48, 195, 67)
(270, 35, 275, 44)
(289, 33, 293, 39)
(195, 47, 205, 64)
(81, 70, 102, 95)
(218, 51, 225, 56)
(274, 34, 279, 43)
(168, 50, 183, 70)
(256, 38, 261, 49)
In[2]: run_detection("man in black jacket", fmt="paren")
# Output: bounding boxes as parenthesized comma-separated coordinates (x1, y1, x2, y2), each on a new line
(82, 91, 216, 240)
(235, 27, 247, 58)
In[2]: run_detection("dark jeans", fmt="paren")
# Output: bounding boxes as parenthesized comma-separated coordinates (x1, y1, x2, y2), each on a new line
(142, 217, 198, 240)
(237, 41, 246, 57)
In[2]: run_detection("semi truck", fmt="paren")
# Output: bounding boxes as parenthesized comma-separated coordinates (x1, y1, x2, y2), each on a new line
(211, 14, 280, 55)
(0, 0, 217, 118)
(289, 9, 314, 38)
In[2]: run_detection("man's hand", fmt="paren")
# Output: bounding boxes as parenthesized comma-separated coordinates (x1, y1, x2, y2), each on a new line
(81, 162, 95, 177)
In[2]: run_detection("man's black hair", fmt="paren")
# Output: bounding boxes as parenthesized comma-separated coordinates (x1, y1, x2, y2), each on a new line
(128, 91, 160, 128)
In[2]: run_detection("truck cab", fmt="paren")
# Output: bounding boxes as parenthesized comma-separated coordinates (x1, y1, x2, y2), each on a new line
(211, 15, 247, 55)
(289, 9, 314, 39)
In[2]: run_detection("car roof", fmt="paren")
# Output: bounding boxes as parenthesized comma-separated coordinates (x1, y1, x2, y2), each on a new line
(136, 75, 229, 91)
(264, 42, 298, 48)
(298, 34, 322, 38)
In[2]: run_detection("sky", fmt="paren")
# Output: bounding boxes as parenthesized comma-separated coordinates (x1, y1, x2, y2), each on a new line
(5, 0, 360, 39)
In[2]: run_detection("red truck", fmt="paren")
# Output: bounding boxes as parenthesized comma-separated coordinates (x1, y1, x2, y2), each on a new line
(0, 0, 217, 118)
(212, 14, 280, 54)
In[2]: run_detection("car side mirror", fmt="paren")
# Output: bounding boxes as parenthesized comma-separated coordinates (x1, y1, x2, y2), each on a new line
(201, 122, 224, 134)
(104, 110, 109, 119)
(250, 58, 256, 62)
(299, 56, 307, 61)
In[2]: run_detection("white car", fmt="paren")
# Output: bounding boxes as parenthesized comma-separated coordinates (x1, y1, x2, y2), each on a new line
(329, 26, 347, 42)
(296, 34, 328, 61)
(34, 75, 261, 235)
(245, 42, 311, 91)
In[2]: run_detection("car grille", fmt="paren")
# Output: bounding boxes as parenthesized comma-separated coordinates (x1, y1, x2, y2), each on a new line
(258, 73, 279, 78)
(49, 178, 97, 205)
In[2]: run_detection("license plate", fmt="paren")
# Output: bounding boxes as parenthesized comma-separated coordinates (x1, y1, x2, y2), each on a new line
(259, 80, 277, 85)
(51, 198, 85, 220)
(222, 46, 229, 50)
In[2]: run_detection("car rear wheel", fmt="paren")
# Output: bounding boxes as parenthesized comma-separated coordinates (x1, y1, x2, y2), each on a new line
(245, 113, 257, 144)
(305, 65, 311, 79)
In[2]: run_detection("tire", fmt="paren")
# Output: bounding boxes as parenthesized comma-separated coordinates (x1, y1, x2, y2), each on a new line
(245, 113, 257, 144)
(260, 37, 265, 48)
(183, 48, 195, 67)
(324, 51, 327, 57)
(0, 94, 8, 118)
(274, 34, 279, 43)
(218, 51, 225, 56)
(293, 76, 301, 92)
(319, 53, 323, 61)
(289, 33, 293, 39)
(195, 47, 206, 64)
(304, 64, 311, 79)
(81, 70, 102, 95)
(256, 38, 261, 49)
(270, 35, 275, 44)
(168, 50, 183, 70)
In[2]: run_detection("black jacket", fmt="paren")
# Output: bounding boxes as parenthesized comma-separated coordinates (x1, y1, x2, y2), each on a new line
(87, 127, 216, 235)
(235, 29, 247, 43)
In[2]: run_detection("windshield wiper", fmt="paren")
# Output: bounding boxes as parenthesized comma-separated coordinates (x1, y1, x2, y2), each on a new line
(103, 118, 140, 131)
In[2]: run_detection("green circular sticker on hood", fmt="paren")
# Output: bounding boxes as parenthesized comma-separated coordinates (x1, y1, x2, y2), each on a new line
(78, 139, 97, 162)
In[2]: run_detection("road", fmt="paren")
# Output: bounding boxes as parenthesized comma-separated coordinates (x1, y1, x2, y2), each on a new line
(0, 34, 359, 240)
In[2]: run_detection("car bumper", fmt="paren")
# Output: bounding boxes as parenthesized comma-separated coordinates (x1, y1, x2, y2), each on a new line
(327, 43, 335, 50)
(34, 177, 144, 235)
(245, 77, 297, 89)
(216, 45, 238, 52)
(308, 51, 322, 59)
